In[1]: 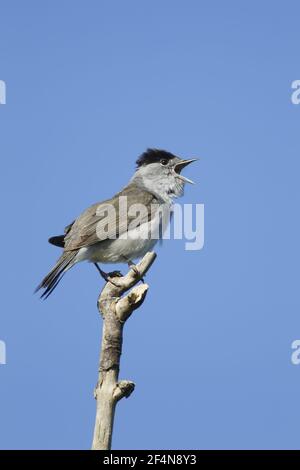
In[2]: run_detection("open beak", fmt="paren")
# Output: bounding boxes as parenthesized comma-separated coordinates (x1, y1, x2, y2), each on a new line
(174, 158, 198, 184)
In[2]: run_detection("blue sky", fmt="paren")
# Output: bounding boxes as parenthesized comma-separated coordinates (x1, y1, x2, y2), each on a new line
(1, 0, 300, 449)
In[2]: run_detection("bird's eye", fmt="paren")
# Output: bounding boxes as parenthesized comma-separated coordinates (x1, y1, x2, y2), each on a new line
(160, 159, 168, 166)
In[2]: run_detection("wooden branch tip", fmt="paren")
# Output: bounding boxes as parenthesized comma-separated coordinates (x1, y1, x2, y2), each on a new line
(116, 284, 149, 322)
(113, 380, 135, 401)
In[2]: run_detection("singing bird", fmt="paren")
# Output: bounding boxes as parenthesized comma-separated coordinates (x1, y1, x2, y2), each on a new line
(36, 149, 196, 298)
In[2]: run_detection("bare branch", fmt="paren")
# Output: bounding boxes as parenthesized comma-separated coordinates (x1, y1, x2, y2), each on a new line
(116, 284, 149, 322)
(91, 252, 156, 450)
(113, 380, 135, 401)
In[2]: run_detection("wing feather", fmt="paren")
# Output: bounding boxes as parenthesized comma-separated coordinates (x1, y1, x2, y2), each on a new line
(64, 184, 159, 251)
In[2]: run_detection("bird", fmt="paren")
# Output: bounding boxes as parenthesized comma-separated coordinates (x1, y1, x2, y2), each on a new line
(36, 148, 197, 298)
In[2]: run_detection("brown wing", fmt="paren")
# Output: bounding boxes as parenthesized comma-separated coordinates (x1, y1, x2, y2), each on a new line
(64, 184, 159, 251)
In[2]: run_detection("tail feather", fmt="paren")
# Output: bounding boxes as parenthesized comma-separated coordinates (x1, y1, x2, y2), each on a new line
(48, 235, 65, 247)
(35, 251, 77, 299)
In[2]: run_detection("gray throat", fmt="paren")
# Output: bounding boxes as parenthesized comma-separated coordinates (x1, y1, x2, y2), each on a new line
(130, 172, 183, 204)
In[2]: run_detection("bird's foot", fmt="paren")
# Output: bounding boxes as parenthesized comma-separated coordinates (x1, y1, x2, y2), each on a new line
(106, 271, 123, 287)
(94, 263, 123, 287)
(107, 270, 123, 279)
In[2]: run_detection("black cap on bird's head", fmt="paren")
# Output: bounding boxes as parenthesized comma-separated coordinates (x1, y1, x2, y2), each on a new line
(136, 148, 197, 184)
(136, 149, 178, 167)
